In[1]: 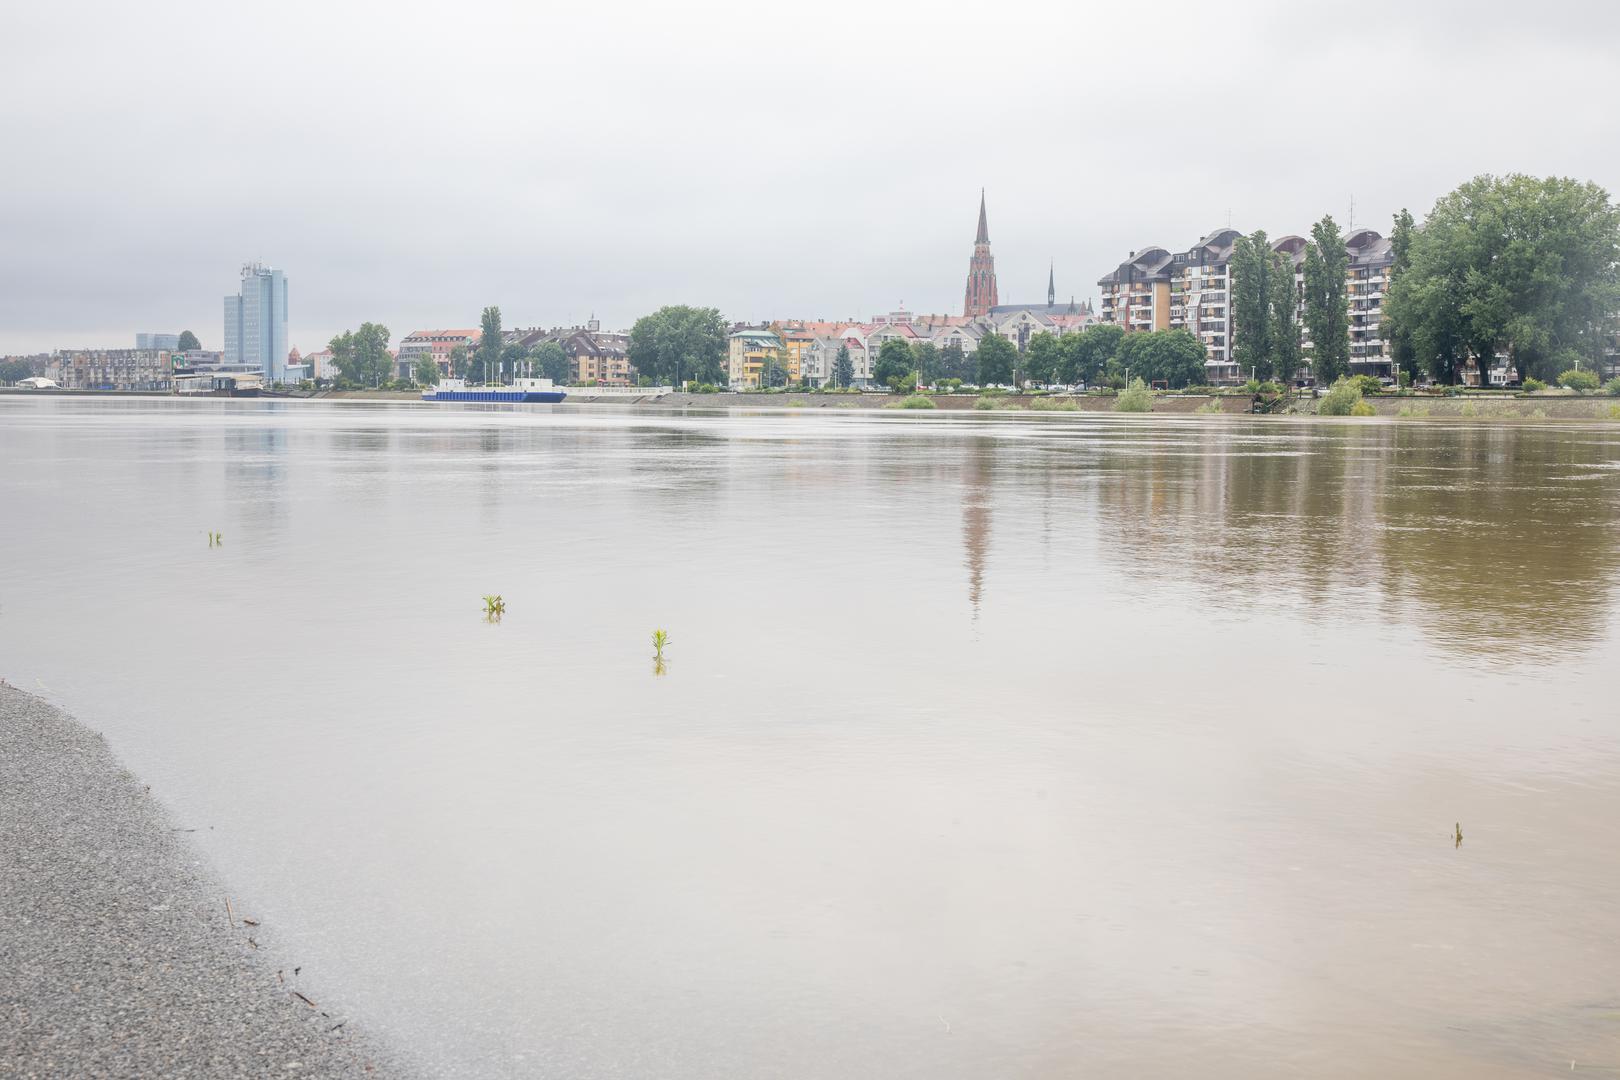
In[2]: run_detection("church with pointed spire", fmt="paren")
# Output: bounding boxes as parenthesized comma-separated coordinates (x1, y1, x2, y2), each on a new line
(963, 190, 999, 317)
(961, 191, 1093, 322)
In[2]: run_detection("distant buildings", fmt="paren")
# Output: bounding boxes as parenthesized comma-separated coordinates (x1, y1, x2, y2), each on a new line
(1098, 227, 1396, 383)
(135, 333, 180, 351)
(510, 322, 634, 385)
(47, 349, 173, 391)
(223, 263, 290, 382)
(396, 329, 480, 378)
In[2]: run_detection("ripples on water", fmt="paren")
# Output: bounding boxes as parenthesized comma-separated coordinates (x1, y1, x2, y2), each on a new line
(2, 397, 1619, 1079)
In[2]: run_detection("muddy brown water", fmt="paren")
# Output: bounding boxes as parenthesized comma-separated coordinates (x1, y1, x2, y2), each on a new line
(2, 396, 1618, 1078)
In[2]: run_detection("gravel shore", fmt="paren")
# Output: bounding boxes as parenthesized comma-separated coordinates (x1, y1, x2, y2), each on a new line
(0, 682, 409, 1079)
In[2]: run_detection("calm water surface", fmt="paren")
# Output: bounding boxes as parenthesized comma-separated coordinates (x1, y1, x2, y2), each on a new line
(2, 396, 1619, 1078)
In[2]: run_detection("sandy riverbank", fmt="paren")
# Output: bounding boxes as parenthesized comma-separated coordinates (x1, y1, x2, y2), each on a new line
(0, 682, 411, 1079)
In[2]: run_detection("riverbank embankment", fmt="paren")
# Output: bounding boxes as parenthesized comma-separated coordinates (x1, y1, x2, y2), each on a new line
(0, 682, 406, 1079)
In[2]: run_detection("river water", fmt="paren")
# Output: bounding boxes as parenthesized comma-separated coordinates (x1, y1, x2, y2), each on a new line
(2, 396, 1619, 1078)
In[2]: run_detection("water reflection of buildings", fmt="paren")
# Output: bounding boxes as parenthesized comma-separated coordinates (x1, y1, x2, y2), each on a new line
(1084, 422, 1620, 660)
(962, 438, 994, 618)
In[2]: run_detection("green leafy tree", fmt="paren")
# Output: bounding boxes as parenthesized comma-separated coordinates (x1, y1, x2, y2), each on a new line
(974, 333, 1017, 386)
(909, 341, 939, 383)
(1149, 329, 1210, 389)
(0, 358, 33, 384)
(532, 340, 570, 383)
(1303, 215, 1350, 385)
(1385, 175, 1620, 384)
(937, 342, 971, 381)
(1023, 332, 1062, 386)
(1230, 231, 1273, 378)
(413, 354, 442, 386)
(627, 305, 727, 385)
(1385, 208, 1418, 383)
(761, 351, 789, 388)
(873, 338, 914, 390)
(1069, 323, 1124, 386)
(1269, 250, 1301, 383)
(469, 306, 502, 383)
(501, 340, 528, 380)
(176, 330, 200, 352)
(448, 345, 470, 379)
(832, 345, 854, 388)
(328, 323, 392, 387)
(1560, 368, 1600, 392)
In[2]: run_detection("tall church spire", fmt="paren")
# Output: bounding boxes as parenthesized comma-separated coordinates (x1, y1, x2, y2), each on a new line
(1048, 260, 1055, 307)
(964, 190, 999, 317)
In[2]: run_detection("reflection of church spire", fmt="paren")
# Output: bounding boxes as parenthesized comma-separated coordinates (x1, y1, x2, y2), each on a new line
(1048, 261, 1055, 307)
(962, 439, 993, 619)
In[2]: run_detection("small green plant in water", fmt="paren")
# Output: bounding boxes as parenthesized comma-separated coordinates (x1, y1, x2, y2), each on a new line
(1454, 822, 1463, 849)
(1610, 404, 1620, 421)
(1317, 377, 1363, 416)
(482, 594, 506, 620)
(1030, 396, 1079, 412)
(206, 530, 223, 547)
(651, 629, 670, 675)
(1195, 399, 1223, 414)
(1114, 378, 1152, 413)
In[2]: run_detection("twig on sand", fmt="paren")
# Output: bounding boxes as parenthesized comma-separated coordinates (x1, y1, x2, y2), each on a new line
(224, 896, 235, 927)
(292, 991, 317, 1008)
(242, 918, 260, 927)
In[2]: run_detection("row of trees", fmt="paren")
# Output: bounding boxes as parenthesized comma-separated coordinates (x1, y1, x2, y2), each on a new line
(326, 306, 573, 388)
(627, 305, 729, 386)
(1384, 175, 1620, 384)
(1229, 217, 1350, 384)
(867, 323, 1206, 390)
(1230, 176, 1620, 386)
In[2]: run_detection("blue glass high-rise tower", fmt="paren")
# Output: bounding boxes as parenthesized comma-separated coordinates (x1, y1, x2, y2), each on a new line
(223, 263, 289, 381)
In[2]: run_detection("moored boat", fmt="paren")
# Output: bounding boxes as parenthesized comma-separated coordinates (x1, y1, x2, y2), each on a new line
(422, 378, 567, 404)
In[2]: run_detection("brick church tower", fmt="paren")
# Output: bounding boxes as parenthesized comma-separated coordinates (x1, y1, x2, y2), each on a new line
(963, 190, 999, 317)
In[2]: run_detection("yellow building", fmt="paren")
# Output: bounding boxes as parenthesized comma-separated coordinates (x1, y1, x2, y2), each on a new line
(727, 329, 784, 388)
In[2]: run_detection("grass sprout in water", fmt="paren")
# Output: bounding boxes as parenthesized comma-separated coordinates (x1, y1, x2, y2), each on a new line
(652, 629, 670, 675)
(482, 594, 506, 621)
(207, 530, 223, 547)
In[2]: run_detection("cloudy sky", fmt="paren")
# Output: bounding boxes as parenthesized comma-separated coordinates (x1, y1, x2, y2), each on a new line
(4, 0, 1619, 355)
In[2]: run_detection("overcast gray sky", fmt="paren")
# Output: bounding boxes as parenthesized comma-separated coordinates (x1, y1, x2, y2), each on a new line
(4, 0, 1619, 355)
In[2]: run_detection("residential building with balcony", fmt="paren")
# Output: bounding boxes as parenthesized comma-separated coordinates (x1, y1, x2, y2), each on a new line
(1345, 228, 1395, 379)
(397, 329, 480, 377)
(726, 328, 784, 388)
(48, 349, 174, 391)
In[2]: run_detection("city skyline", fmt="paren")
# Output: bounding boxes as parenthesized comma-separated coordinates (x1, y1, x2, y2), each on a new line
(5, 2, 1620, 355)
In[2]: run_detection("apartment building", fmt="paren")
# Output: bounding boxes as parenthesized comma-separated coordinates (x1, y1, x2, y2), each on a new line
(1345, 229, 1395, 379)
(397, 329, 480, 377)
(727, 328, 784, 388)
(1101, 227, 1395, 383)
(48, 349, 173, 391)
